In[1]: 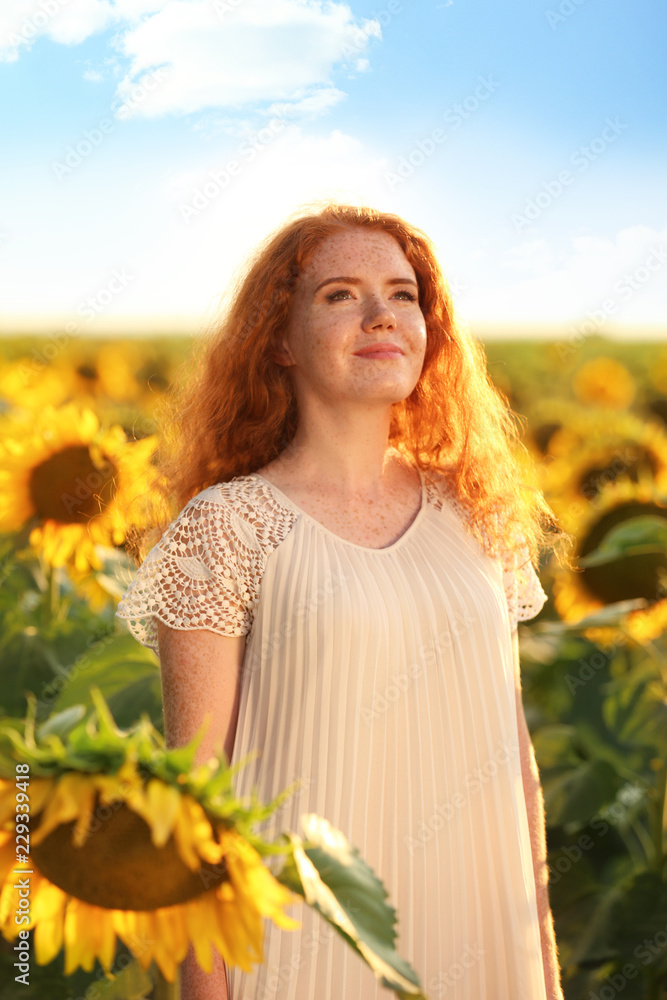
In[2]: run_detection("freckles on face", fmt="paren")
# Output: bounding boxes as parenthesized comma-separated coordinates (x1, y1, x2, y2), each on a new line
(282, 229, 427, 394)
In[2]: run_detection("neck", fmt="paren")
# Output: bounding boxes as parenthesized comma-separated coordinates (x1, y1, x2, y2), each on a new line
(274, 400, 404, 496)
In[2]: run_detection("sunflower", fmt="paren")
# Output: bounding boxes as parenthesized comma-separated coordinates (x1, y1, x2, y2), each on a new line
(0, 359, 72, 411)
(50, 342, 176, 417)
(63, 344, 145, 405)
(542, 411, 667, 507)
(572, 356, 636, 409)
(552, 477, 667, 643)
(0, 343, 170, 421)
(0, 690, 429, 997)
(67, 546, 138, 611)
(0, 404, 157, 573)
(524, 399, 595, 461)
(0, 689, 301, 982)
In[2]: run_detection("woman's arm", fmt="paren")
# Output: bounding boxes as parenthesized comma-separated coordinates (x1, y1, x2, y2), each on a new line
(512, 628, 565, 1000)
(157, 622, 246, 1000)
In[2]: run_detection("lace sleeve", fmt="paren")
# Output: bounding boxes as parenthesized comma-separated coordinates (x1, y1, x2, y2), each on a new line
(501, 541, 548, 633)
(116, 489, 259, 654)
(423, 470, 548, 632)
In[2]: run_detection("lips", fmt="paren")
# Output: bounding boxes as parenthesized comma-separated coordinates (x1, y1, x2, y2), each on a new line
(353, 343, 404, 356)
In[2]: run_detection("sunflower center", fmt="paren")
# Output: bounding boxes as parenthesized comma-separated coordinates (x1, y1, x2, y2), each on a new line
(31, 800, 228, 910)
(578, 445, 658, 500)
(28, 446, 116, 524)
(533, 422, 562, 455)
(580, 501, 667, 604)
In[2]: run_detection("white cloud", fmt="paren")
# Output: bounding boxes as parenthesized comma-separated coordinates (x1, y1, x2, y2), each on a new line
(0, 125, 392, 326)
(113, 0, 380, 119)
(463, 225, 667, 325)
(267, 86, 347, 121)
(503, 239, 557, 275)
(0, 0, 117, 61)
(130, 126, 393, 322)
(187, 85, 346, 141)
(1, 0, 379, 124)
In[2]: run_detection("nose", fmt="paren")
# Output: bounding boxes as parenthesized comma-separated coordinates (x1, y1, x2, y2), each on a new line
(362, 294, 396, 332)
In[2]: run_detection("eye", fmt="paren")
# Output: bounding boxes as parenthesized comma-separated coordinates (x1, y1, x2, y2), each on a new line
(324, 287, 418, 303)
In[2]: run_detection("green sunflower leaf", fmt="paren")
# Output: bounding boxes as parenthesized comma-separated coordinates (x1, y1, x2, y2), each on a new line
(276, 814, 430, 1000)
(35, 704, 86, 741)
(579, 515, 667, 567)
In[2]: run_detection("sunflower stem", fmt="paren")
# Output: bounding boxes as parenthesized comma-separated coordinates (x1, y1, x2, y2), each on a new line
(151, 964, 179, 1000)
(40, 560, 53, 628)
(50, 565, 59, 620)
(648, 759, 666, 874)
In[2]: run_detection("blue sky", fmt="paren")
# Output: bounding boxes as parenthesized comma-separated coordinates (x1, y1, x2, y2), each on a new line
(1, 0, 665, 337)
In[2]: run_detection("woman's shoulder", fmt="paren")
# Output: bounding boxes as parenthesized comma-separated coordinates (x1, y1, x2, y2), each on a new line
(186, 473, 266, 507)
(170, 473, 299, 550)
(421, 464, 461, 513)
(421, 466, 500, 553)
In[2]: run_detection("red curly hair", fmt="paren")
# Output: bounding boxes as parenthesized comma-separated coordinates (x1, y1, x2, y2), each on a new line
(138, 201, 568, 569)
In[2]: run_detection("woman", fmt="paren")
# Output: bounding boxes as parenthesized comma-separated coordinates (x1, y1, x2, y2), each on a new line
(117, 202, 568, 999)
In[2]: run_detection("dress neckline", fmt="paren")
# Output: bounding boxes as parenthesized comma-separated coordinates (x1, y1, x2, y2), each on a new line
(250, 465, 428, 553)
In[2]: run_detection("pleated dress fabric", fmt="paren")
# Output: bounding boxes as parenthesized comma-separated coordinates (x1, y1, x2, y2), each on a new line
(116, 464, 549, 1000)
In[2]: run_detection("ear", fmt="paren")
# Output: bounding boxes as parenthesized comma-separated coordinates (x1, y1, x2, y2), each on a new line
(271, 337, 294, 367)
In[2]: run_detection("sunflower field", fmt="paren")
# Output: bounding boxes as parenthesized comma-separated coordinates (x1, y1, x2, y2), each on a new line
(0, 331, 666, 1000)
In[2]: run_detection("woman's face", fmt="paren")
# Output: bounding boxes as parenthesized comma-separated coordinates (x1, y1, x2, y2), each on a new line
(276, 228, 427, 407)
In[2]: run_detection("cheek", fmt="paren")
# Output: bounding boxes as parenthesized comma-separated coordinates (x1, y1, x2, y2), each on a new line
(302, 315, 349, 361)
(411, 318, 428, 353)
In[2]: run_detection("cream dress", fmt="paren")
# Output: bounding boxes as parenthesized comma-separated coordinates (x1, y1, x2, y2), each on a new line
(117, 462, 549, 1000)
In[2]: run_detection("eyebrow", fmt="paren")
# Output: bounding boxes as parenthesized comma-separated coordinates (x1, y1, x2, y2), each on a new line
(314, 275, 419, 293)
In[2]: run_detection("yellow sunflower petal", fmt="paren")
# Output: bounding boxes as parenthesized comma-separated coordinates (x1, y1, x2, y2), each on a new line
(32, 773, 94, 846)
(71, 779, 97, 847)
(113, 910, 155, 972)
(138, 779, 182, 847)
(0, 831, 17, 884)
(32, 881, 67, 966)
(150, 907, 185, 983)
(0, 877, 25, 936)
(214, 886, 262, 971)
(63, 896, 97, 974)
(183, 894, 215, 973)
(172, 796, 221, 872)
(28, 778, 57, 819)
(0, 401, 158, 573)
(220, 828, 300, 928)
